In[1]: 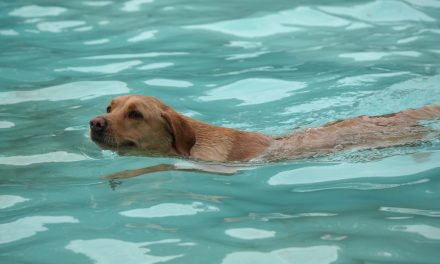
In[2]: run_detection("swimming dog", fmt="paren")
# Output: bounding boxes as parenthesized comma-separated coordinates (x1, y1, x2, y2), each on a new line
(90, 95, 440, 178)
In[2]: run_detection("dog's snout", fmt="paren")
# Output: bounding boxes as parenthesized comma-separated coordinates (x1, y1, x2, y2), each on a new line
(90, 117, 108, 132)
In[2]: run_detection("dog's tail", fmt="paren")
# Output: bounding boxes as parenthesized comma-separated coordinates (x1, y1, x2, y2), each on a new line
(400, 105, 440, 120)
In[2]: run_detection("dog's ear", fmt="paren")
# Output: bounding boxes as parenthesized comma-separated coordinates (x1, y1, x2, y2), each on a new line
(162, 110, 196, 156)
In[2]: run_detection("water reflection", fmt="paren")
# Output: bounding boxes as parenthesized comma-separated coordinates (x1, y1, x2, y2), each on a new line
(82, 1, 113, 7)
(319, 0, 435, 22)
(283, 95, 358, 115)
(37, 21, 87, 33)
(74, 26, 94, 32)
(84, 38, 110, 45)
(379, 206, 440, 217)
(394, 225, 440, 240)
(0, 216, 78, 244)
(0, 151, 89, 166)
(336, 72, 409, 87)
(225, 228, 275, 240)
(128, 30, 157, 42)
(339, 51, 420, 62)
(292, 179, 429, 192)
(225, 51, 268, 61)
(83, 52, 187, 60)
(199, 78, 306, 106)
(120, 202, 219, 218)
(0, 195, 29, 209)
(397, 36, 419, 44)
(186, 1, 436, 38)
(405, 0, 440, 8)
(355, 74, 440, 116)
(225, 212, 336, 223)
(56, 60, 142, 73)
(225, 41, 262, 49)
(186, 7, 353, 37)
(1, 0, 440, 263)
(0, 121, 15, 129)
(222, 245, 339, 264)
(122, 0, 154, 12)
(9, 5, 67, 18)
(137, 62, 174, 70)
(0, 29, 18, 36)
(0, 81, 129, 105)
(66, 238, 183, 264)
(144, 78, 193, 88)
(268, 152, 440, 185)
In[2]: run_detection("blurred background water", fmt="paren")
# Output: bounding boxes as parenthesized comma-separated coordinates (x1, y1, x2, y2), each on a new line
(1, 0, 440, 263)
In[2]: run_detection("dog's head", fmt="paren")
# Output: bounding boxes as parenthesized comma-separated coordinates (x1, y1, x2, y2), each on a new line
(89, 95, 195, 157)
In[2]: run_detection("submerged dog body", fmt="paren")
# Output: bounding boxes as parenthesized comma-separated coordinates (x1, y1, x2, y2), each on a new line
(90, 95, 440, 163)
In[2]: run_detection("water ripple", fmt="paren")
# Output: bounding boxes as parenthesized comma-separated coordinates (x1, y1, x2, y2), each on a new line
(120, 202, 219, 218)
(269, 152, 440, 185)
(292, 179, 429, 192)
(0, 151, 89, 166)
(225, 228, 276, 240)
(355, 74, 440, 116)
(56, 60, 142, 73)
(37, 21, 87, 33)
(1, 0, 440, 262)
(225, 41, 262, 49)
(66, 238, 183, 264)
(127, 30, 157, 42)
(0, 216, 78, 244)
(0, 29, 19, 36)
(186, 7, 354, 38)
(404, 0, 440, 8)
(379, 207, 440, 217)
(84, 38, 110, 45)
(319, 0, 435, 22)
(339, 51, 421, 62)
(0, 195, 29, 209)
(393, 225, 440, 240)
(199, 78, 306, 106)
(0, 121, 15, 129)
(144, 78, 193, 88)
(226, 212, 337, 223)
(225, 51, 268, 61)
(222, 245, 340, 264)
(336, 72, 410, 87)
(0, 81, 129, 105)
(9, 5, 67, 18)
(82, 52, 187, 60)
(82, 1, 113, 7)
(137, 62, 174, 70)
(122, 0, 154, 12)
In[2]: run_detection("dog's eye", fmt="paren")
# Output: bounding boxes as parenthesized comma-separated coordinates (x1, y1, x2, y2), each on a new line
(128, 110, 143, 120)
(106, 106, 111, 113)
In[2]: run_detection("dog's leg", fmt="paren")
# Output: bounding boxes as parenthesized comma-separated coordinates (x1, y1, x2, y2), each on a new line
(102, 163, 238, 180)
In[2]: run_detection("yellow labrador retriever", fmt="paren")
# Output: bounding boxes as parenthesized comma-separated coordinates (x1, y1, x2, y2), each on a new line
(90, 95, 440, 179)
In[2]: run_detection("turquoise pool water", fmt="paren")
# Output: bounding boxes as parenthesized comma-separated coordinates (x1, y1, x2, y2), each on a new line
(1, 0, 440, 263)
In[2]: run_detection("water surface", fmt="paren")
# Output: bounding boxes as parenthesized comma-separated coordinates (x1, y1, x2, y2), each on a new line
(1, 0, 440, 263)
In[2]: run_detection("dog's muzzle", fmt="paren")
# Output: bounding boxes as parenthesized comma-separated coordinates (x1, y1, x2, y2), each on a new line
(90, 116, 108, 137)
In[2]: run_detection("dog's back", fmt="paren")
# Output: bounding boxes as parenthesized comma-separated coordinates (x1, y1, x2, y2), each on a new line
(400, 105, 440, 120)
(259, 105, 440, 161)
(91, 95, 439, 163)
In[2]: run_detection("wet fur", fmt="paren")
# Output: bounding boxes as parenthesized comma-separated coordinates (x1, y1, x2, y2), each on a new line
(91, 95, 440, 162)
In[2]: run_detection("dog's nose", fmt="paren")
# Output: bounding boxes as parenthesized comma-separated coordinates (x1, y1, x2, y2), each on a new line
(90, 117, 107, 132)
